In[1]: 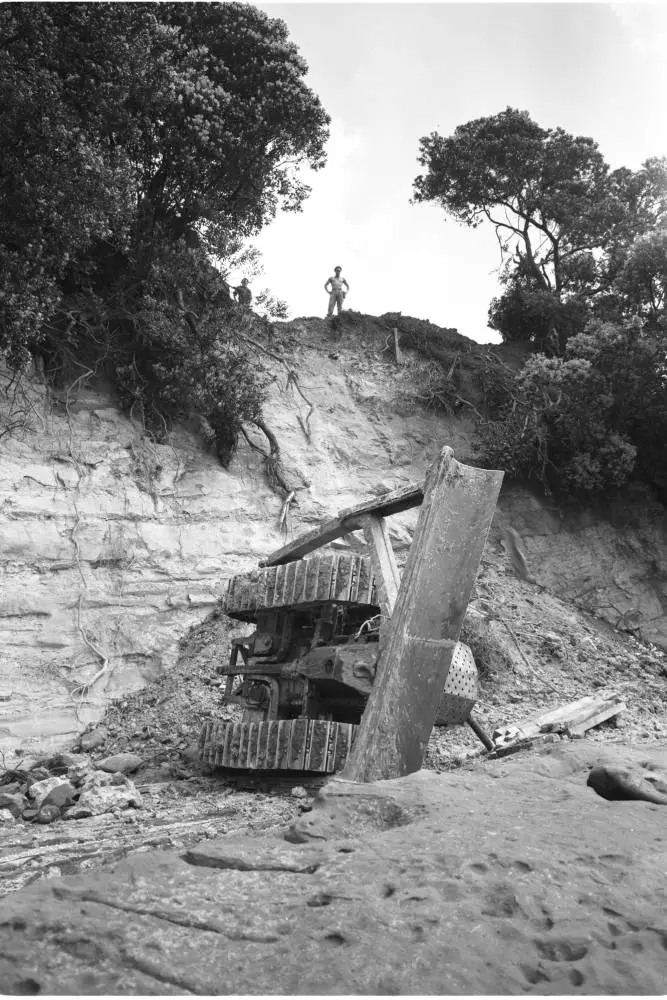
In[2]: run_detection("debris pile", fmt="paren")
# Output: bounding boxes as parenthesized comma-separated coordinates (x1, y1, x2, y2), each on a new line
(0, 749, 143, 827)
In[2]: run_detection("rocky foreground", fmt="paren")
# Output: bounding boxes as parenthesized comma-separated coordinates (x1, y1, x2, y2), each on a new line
(1, 739, 665, 995)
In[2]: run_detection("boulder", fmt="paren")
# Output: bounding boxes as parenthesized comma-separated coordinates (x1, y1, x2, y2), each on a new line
(35, 804, 61, 825)
(29, 767, 50, 781)
(587, 764, 667, 804)
(44, 751, 87, 772)
(96, 753, 143, 775)
(64, 773, 142, 819)
(0, 781, 22, 795)
(27, 777, 73, 810)
(67, 759, 95, 788)
(0, 792, 27, 818)
(41, 782, 77, 811)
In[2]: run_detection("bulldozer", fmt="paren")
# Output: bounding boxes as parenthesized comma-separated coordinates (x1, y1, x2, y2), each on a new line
(200, 452, 502, 776)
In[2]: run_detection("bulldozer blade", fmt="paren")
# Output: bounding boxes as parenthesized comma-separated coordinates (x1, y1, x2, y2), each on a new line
(340, 446, 503, 783)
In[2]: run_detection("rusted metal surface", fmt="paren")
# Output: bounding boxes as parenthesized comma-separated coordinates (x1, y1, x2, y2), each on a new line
(340, 447, 503, 782)
(199, 719, 357, 773)
(434, 641, 478, 726)
(224, 554, 376, 620)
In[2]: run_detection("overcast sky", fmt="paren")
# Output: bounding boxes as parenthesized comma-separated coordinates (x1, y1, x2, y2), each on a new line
(244, 3, 667, 342)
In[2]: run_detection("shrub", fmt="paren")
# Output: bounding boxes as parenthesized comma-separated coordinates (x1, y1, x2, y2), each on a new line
(475, 320, 667, 497)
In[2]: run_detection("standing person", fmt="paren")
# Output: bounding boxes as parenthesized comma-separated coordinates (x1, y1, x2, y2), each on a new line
(234, 277, 252, 308)
(324, 266, 349, 318)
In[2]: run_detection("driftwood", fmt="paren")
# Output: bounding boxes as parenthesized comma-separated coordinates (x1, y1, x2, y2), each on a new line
(493, 694, 626, 746)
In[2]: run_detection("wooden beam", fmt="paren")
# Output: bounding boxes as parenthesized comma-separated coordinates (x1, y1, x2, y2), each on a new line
(393, 328, 402, 365)
(260, 481, 424, 567)
(340, 446, 504, 782)
(493, 695, 626, 745)
(359, 513, 400, 616)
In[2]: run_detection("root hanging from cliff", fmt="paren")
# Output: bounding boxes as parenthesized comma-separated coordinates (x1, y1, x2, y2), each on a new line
(72, 594, 112, 700)
(238, 311, 315, 441)
(240, 416, 298, 527)
(61, 381, 115, 712)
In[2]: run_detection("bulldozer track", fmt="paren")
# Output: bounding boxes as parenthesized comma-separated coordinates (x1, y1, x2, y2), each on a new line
(224, 554, 376, 620)
(200, 718, 358, 773)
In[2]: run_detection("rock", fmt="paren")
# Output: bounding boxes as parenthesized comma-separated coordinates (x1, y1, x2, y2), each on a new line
(67, 759, 95, 787)
(587, 765, 667, 804)
(97, 752, 143, 775)
(45, 751, 86, 771)
(290, 786, 308, 799)
(79, 727, 108, 752)
(41, 782, 77, 811)
(21, 808, 38, 822)
(0, 809, 17, 824)
(64, 773, 142, 818)
(185, 835, 330, 873)
(63, 805, 93, 821)
(0, 781, 22, 795)
(0, 792, 28, 818)
(2, 742, 667, 996)
(35, 804, 61, 824)
(29, 767, 50, 781)
(27, 777, 73, 810)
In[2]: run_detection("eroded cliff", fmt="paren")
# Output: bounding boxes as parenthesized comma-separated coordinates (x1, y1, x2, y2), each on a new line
(1, 313, 665, 754)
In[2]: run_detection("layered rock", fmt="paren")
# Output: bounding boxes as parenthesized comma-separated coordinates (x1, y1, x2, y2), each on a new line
(1, 319, 666, 753)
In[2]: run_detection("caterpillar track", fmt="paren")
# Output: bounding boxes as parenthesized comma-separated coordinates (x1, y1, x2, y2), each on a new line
(199, 718, 357, 773)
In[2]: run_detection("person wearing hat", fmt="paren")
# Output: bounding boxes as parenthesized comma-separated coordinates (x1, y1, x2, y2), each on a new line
(234, 277, 252, 308)
(324, 266, 349, 318)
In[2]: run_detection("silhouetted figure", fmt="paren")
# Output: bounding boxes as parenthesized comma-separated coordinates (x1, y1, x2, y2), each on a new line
(234, 278, 252, 308)
(324, 266, 349, 318)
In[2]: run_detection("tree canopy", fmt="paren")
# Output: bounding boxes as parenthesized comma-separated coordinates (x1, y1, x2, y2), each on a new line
(0, 2, 329, 460)
(413, 108, 667, 350)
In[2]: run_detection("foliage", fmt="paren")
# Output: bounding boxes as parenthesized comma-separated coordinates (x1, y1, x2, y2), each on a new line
(476, 321, 667, 497)
(254, 289, 290, 320)
(488, 281, 590, 351)
(413, 108, 667, 351)
(0, 2, 329, 458)
(614, 228, 667, 332)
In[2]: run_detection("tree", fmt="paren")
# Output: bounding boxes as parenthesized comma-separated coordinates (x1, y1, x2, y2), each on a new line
(413, 108, 666, 350)
(614, 228, 667, 332)
(0, 2, 329, 461)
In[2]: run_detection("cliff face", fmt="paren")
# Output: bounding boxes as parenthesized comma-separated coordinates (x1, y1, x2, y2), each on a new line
(1, 315, 665, 754)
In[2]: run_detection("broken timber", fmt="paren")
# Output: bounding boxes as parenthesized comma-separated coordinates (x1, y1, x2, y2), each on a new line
(340, 446, 503, 782)
(493, 694, 626, 747)
(259, 481, 424, 567)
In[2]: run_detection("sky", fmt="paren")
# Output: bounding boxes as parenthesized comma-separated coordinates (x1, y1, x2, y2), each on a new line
(242, 2, 667, 342)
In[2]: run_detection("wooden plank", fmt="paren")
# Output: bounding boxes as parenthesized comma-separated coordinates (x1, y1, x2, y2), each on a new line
(338, 481, 424, 521)
(340, 446, 504, 782)
(493, 695, 625, 745)
(360, 513, 400, 616)
(566, 701, 626, 738)
(260, 481, 424, 567)
(393, 328, 402, 365)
